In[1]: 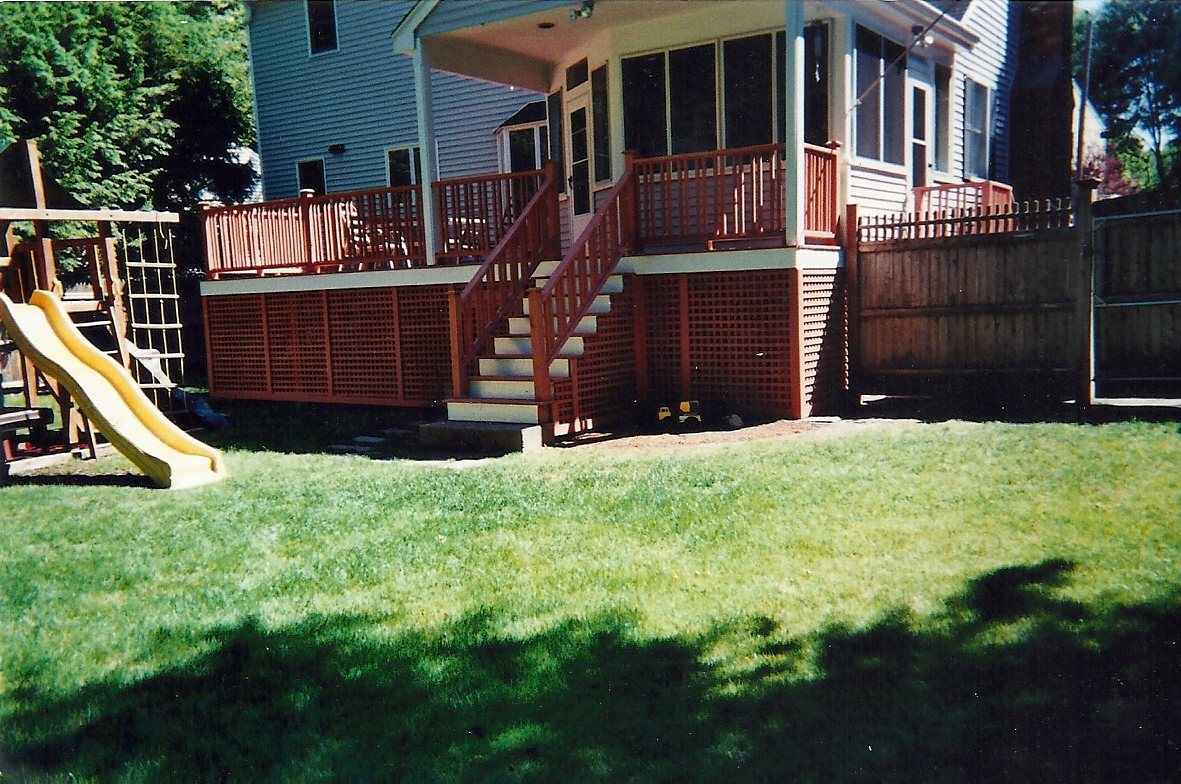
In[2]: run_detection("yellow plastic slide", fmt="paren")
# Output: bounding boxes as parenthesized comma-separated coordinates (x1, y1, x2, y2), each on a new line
(0, 290, 226, 489)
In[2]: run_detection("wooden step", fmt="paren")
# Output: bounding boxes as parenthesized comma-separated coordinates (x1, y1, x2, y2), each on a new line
(478, 356, 569, 378)
(468, 377, 536, 400)
(494, 334, 584, 356)
(523, 293, 613, 317)
(530, 272, 624, 295)
(508, 314, 598, 336)
(447, 398, 543, 425)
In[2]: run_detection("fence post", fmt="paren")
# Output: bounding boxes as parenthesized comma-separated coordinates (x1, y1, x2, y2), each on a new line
(447, 288, 465, 399)
(1073, 179, 1098, 414)
(843, 202, 861, 413)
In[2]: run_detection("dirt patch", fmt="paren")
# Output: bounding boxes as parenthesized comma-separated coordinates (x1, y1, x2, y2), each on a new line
(555, 415, 923, 452)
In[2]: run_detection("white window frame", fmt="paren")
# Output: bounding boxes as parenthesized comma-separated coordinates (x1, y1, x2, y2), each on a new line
(853, 24, 907, 168)
(387, 146, 422, 187)
(496, 123, 547, 174)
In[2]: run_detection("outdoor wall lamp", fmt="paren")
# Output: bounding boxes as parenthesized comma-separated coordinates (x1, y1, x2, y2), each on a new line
(911, 24, 935, 48)
(570, 1, 594, 21)
(327, 143, 346, 155)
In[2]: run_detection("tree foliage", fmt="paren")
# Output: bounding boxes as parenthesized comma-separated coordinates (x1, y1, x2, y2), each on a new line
(0, 1, 255, 211)
(1080, 0, 1181, 194)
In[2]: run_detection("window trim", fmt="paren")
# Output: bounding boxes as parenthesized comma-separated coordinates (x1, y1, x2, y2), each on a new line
(933, 62, 952, 173)
(496, 123, 548, 174)
(305, 0, 339, 57)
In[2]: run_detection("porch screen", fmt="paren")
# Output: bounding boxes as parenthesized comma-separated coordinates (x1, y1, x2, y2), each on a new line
(724, 35, 774, 149)
(622, 53, 667, 158)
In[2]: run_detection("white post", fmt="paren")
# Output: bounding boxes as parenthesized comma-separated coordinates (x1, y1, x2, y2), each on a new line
(414, 43, 439, 264)
(783, 1, 806, 248)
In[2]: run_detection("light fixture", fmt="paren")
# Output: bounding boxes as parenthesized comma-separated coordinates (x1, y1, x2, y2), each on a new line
(327, 143, 346, 155)
(911, 24, 935, 48)
(570, 0, 594, 21)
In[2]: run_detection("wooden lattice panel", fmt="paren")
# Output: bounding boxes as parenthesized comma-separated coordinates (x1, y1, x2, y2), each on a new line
(686, 270, 794, 415)
(326, 288, 402, 399)
(204, 294, 268, 394)
(265, 291, 330, 396)
(394, 285, 454, 403)
(562, 284, 636, 433)
(641, 276, 684, 403)
(801, 269, 846, 415)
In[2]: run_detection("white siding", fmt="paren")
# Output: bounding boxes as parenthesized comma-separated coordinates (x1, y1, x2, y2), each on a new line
(249, 0, 539, 199)
(953, 0, 1016, 184)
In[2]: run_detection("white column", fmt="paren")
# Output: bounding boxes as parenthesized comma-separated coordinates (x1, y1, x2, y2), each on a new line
(414, 43, 439, 264)
(783, 1, 806, 247)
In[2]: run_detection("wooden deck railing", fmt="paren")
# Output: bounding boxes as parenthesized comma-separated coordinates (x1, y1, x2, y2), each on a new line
(633, 142, 839, 250)
(202, 185, 425, 278)
(803, 143, 840, 245)
(528, 154, 637, 419)
(433, 169, 547, 266)
(448, 163, 560, 398)
(913, 180, 1015, 214)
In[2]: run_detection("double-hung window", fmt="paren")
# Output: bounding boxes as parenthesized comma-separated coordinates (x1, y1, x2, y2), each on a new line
(964, 79, 990, 179)
(297, 159, 326, 195)
(854, 25, 906, 165)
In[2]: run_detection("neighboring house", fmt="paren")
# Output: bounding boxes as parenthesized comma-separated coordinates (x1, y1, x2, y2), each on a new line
(247, 0, 541, 198)
(201, 0, 1060, 444)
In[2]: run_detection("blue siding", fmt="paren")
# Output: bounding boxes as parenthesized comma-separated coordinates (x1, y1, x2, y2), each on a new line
(250, 0, 538, 199)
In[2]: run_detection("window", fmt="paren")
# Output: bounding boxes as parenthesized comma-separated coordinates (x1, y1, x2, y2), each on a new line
(306, 0, 337, 55)
(725, 35, 774, 149)
(297, 159, 326, 195)
(934, 64, 951, 172)
(964, 79, 990, 179)
(547, 91, 565, 192)
(387, 147, 422, 187)
(566, 58, 589, 91)
(591, 64, 611, 182)
(854, 25, 906, 165)
(622, 53, 666, 158)
(623, 33, 792, 158)
(804, 23, 830, 146)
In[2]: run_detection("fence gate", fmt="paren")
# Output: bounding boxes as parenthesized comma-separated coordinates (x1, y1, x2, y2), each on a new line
(847, 190, 1093, 403)
(1092, 205, 1181, 397)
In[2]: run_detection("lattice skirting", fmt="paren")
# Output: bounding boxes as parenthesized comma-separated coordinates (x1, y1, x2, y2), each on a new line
(203, 285, 455, 406)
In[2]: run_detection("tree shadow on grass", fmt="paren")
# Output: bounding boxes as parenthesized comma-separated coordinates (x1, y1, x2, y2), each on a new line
(5, 561, 1180, 783)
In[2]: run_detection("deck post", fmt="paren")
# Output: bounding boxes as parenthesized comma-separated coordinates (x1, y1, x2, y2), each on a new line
(782, 1, 806, 247)
(1073, 179, 1097, 414)
(788, 266, 807, 419)
(413, 44, 440, 265)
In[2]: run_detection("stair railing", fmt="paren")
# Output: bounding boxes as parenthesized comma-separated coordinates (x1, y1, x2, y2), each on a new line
(448, 161, 559, 398)
(528, 152, 637, 419)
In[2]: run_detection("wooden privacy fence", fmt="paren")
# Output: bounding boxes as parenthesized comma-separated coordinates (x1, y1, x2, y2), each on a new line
(1093, 203, 1181, 395)
(847, 185, 1094, 402)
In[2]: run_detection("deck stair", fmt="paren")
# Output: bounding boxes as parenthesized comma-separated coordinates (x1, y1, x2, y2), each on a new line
(442, 260, 622, 432)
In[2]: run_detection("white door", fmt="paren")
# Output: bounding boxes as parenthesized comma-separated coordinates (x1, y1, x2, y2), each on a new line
(565, 92, 593, 238)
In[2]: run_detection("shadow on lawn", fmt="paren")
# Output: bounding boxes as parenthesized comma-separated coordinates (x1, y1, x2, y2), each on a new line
(5, 562, 1180, 783)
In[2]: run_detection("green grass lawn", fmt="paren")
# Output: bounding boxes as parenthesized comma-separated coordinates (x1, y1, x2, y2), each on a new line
(2, 416, 1179, 782)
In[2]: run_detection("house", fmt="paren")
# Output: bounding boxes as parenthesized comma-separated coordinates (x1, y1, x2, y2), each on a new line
(200, 0, 1036, 444)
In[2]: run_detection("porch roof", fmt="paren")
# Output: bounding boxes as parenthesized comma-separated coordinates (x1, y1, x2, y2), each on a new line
(392, 0, 978, 92)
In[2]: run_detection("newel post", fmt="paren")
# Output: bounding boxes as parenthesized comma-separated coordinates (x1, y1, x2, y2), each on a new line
(528, 288, 553, 422)
(447, 288, 465, 399)
(844, 202, 861, 413)
(298, 188, 315, 271)
(622, 150, 638, 254)
(1073, 178, 1098, 414)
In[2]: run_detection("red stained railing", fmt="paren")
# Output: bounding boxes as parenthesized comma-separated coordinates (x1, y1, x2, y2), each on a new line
(803, 143, 840, 245)
(433, 169, 547, 266)
(448, 163, 560, 398)
(633, 142, 839, 249)
(913, 180, 1015, 214)
(202, 186, 425, 278)
(528, 154, 638, 420)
